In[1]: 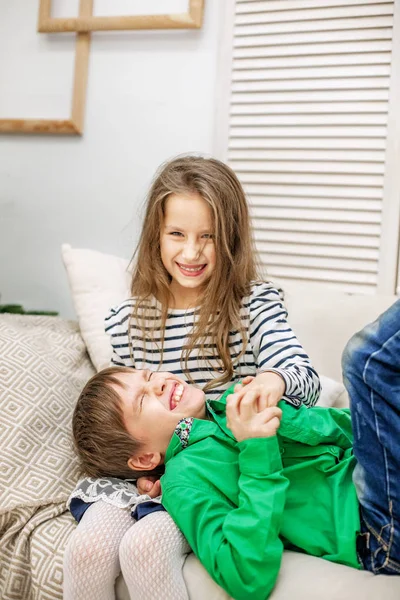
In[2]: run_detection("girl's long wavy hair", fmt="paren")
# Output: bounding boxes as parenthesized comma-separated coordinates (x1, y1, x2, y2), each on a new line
(129, 155, 261, 392)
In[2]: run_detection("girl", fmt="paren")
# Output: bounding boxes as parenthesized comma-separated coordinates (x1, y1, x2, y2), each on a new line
(63, 155, 321, 600)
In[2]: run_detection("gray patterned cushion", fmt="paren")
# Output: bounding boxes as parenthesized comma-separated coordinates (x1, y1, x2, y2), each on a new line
(0, 315, 94, 600)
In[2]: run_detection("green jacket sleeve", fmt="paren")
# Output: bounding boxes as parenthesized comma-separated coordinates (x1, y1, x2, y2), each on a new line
(162, 436, 289, 600)
(279, 402, 353, 450)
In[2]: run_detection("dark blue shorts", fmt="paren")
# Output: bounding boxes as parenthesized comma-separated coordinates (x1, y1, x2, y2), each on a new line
(69, 498, 166, 523)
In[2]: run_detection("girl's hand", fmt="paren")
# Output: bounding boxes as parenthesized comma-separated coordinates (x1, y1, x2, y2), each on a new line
(234, 372, 286, 410)
(136, 476, 161, 498)
(226, 388, 282, 442)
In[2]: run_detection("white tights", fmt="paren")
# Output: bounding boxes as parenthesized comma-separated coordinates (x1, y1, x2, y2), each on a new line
(63, 502, 190, 600)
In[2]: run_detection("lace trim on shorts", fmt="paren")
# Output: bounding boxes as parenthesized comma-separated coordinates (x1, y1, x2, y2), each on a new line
(67, 476, 162, 510)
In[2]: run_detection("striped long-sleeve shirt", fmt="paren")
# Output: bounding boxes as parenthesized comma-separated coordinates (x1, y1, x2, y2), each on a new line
(105, 282, 320, 407)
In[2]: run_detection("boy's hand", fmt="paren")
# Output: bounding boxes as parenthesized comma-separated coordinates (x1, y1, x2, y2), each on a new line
(234, 372, 286, 410)
(136, 476, 161, 498)
(226, 388, 282, 442)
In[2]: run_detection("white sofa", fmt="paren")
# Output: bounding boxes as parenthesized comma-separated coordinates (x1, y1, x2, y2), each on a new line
(2, 263, 400, 599)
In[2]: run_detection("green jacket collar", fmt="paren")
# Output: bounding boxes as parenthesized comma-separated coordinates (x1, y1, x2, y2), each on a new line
(165, 395, 233, 463)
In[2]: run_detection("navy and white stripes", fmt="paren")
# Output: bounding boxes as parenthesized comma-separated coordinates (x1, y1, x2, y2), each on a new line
(105, 282, 320, 406)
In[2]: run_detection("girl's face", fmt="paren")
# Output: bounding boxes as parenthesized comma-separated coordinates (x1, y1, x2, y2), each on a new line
(160, 192, 216, 307)
(113, 370, 206, 454)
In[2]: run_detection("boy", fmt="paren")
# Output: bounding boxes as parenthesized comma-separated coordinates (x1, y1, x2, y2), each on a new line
(72, 302, 400, 599)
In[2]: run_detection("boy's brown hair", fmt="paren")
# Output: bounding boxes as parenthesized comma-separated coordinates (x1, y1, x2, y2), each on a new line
(72, 367, 162, 480)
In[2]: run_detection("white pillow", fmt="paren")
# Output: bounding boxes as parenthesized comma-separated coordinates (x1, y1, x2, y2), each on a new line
(61, 244, 131, 370)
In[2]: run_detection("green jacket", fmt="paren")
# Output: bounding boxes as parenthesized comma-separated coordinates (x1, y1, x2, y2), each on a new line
(161, 388, 361, 600)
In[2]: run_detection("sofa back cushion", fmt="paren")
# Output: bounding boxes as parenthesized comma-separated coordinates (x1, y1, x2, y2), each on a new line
(282, 283, 397, 382)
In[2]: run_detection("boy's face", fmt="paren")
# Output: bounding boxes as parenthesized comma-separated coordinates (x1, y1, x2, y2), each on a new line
(112, 370, 206, 454)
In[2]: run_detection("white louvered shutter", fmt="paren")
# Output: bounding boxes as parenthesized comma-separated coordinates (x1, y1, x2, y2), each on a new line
(217, 0, 400, 294)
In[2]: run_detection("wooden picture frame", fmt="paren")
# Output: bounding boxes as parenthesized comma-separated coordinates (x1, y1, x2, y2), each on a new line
(38, 0, 205, 32)
(0, 0, 92, 135)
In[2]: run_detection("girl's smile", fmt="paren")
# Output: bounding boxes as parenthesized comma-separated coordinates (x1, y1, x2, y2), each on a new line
(176, 262, 207, 278)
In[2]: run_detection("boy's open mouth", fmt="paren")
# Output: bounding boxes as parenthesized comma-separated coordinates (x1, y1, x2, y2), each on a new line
(170, 382, 185, 410)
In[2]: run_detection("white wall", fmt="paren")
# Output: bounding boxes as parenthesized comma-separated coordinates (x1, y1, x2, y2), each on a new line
(0, 1, 221, 317)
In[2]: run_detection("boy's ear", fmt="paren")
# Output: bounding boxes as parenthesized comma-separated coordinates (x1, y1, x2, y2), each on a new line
(127, 452, 162, 472)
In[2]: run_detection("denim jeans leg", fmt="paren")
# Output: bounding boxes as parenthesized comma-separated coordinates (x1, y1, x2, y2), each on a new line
(342, 300, 400, 575)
